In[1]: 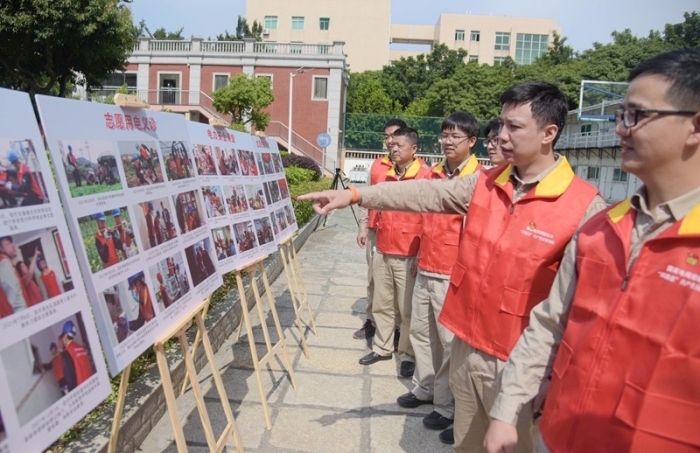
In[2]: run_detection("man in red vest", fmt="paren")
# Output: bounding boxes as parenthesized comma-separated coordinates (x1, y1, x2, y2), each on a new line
(0, 235, 30, 316)
(299, 81, 606, 452)
(484, 49, 700, 453)
(396, 111, 483, 438)
(359, 127, 430, 378)
(484, 118, 506, 167)
(355, 119, 406, 340)
(60, 320, 94, 391)
(5, 150, 44, 206)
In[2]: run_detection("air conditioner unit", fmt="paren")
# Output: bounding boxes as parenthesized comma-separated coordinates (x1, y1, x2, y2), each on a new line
(262, 28, 270, 36)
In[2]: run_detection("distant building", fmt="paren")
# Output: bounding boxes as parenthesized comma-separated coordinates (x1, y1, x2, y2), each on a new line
(246, 0, 561, 71)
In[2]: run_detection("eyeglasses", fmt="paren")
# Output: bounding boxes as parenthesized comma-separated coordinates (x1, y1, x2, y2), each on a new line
(614, 107, 698, 128)
(484, 137, 500, 147)
(438, 134, 470, 144)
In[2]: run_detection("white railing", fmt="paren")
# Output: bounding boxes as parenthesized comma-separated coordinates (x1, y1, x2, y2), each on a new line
(133, 38, 340, 57)
(556, 129, 620, 150)
(265, 121, 335, 174)
(201, 41, 246, 53)
(253, 42, 331, 55)
(148, 40, 192, 52)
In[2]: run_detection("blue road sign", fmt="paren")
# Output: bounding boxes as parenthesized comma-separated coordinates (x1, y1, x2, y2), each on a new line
(316, 132, 332, 148)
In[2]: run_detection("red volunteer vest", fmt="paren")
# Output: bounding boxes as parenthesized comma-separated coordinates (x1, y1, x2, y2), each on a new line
(0, 292, 12, 318)
(375, 159, 430, 257)
(438, 158, 599, 360)
(367, 155, 392, 230)
(65, 341, 92, 386)
(0, 254, 30, 311)
(41, 270, 61, 298)
(541, 199, 700, 453)
(418, 155, 483, 275)
(52, 353, 65, 382)
(17, 163, 44, 201)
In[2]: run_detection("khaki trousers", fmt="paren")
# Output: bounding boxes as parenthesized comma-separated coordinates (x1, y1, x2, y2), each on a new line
(371, 252, 415, 360)
(409, 273, 455, 418)
(449, 339, 536, 453)
(364, 228, 376, 324)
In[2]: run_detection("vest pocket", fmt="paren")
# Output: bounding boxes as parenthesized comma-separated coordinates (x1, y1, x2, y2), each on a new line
(402, 223, 422, 234)
(450, 262, 465, 288)
(614, 380, 700, 447)
(444, 231, 460, 246)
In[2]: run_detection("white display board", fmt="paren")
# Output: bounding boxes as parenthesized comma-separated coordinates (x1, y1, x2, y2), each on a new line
(0, 88, 111, 453)
(36, 96, 222, 376)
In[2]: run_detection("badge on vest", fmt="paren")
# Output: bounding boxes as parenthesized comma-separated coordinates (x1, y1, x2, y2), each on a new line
(659, 264, 700, 293)
(520, 221, 555, 246)
(688, 252, 698, 266)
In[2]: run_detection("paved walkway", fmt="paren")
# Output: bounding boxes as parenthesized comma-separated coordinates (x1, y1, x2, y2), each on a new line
(138, 206, 453, 452)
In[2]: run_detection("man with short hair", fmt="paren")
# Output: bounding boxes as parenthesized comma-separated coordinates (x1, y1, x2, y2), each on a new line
(299, 81, 606, 452)
(485, 49, 700, 453)
(359, 127, 430, 378)
(484, 118, 506, 166)
(397, 111, 483, 437)
(0, 235, 29, 316)
(60, 321, 94, 391)
(5, 150, 44, 206)
(354, 118, 406, 340)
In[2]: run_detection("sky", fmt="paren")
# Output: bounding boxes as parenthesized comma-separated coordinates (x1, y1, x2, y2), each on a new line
(128, 0, 696, 52)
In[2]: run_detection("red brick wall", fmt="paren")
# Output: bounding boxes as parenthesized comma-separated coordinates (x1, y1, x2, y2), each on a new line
(148, 64, 191, 91)
(200, 66, 244, 95)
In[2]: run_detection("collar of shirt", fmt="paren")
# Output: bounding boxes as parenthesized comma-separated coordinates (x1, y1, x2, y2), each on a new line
(630, 185, 700, 223)
(508, 153, 562, 196)
(443, 158, 468, 178)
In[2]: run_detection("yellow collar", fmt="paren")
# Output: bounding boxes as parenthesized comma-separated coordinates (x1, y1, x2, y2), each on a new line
(387, 159, 422, 179)
(608, 197, 700, 235)
(434, 155, 479, 177)
(493, 157, 575, 197)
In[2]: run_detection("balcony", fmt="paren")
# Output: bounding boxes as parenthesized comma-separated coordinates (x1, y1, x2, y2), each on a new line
(555, 128, 620, 150)
(132, 38, 345, 59)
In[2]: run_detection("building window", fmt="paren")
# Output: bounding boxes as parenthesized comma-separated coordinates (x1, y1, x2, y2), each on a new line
(613, 168, 629, 182)
(292, 16, 305, 30)
(580, 124, 592, 136)
(256, 74, 273, 88)
(587, 166, 600, 180)
(319, 17, 330, 30)
(471, 30, 480, 42)
(313, 77, 328, 100)
(469, 55, 479, 62)
(515, 33, 549, 65)
(493, 57, 508, 66)
(290, 42, 303, 54)
(264, 16, 278, 29)
(95, 72, 137, 97)
(455, 29, 465, 41)
(213, 74, 229, 91)
(495, 32, 511, 51)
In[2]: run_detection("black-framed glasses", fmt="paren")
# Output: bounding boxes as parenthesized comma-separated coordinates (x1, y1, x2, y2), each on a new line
(615, 108, 698, 128)
(438, 134, 470, 145)
(484, 137, 500, 147)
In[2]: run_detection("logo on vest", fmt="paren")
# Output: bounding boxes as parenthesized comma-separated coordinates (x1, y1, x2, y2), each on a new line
(521, 221, 555, 245)
(688, 252, 698, 266)
(658, 264, 700, 293)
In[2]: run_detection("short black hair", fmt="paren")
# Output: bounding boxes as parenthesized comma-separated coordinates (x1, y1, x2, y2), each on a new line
(500, 81, 568, 145)
(441, 111, 480, 138)
(384, 119, 407, 130)
(392, 127, 419, 146)
(629, 49, 700, 111)
(0, 236, 12, 244)
(483, 118, 500, 137)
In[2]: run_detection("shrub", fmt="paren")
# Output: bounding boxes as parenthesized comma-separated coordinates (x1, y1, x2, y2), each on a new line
(282, 154, 321, 181)
(284, 167, 316, 186)
(290, 177, 333, 225)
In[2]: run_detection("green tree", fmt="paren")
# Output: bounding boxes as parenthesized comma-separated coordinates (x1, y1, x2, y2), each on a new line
(0, 0, 138, 97)
(212, 73, 274, 130)
(664, 11, 700, 48)
(217, 16, 263, 41)
(346, 71, 399, 114)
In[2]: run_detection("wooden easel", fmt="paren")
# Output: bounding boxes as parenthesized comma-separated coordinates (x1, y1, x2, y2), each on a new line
(108, 299, 243, 453)
(233, 258, 297, 430)
(278, 236, 317, 358)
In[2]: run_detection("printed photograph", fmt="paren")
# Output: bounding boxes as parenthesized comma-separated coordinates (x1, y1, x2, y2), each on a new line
(263, 181, 272, 206)
(77, 207, 138, 273)
(261, 153, 275, 175)
(0, 312, 97, 425)
(193, 144, 217, 176)
(270, 213, 279, 236)
(266, 180, 282, 204)
(58, 140, 121, 198)
(215, 147, 240, 176)
(278, 178, 290, 200)
(1, 229, 74, 319)
(98, 271, 157, 345)
(0, 410, 5, 442)
(254, 216, 275, 246)
(148, 252, 190, 313)
(212, 226, 236, 261)
(237, 149, 259, 176)
(161, 141, 194, 181)
(132, 197, 177, 251)
(202, 185, 226, 218)
(172, 190, 206, 234)
(117, 141, 164, 188)
(272, 153, 283, 174)
(245, 183, 266, 211)
(223, 185, 248, 215)
(273, 208, 289, 233)
(233, 220, 257, 253)
(185, 237, 216, 287)
(284, 204, 297, 225)
(255, 153, 265, 176)
(0, 138, 50, 209)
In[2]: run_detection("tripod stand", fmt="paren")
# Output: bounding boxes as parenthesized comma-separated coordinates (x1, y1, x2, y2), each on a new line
(321, 168, 359, 228)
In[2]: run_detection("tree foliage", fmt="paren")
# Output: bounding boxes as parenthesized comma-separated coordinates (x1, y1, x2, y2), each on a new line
(216, 16, 263, 41)
(212, 73, 274, 131)
(0, 0, 138, 96)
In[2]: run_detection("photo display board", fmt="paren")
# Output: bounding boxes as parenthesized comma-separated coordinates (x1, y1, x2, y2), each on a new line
(0, 88, 111, 453)
(36, 96, 222, 376)
(186, 123, 296, 273)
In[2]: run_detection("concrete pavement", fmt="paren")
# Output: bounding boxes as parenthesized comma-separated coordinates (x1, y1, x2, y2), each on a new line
(137, 206, 453, 452)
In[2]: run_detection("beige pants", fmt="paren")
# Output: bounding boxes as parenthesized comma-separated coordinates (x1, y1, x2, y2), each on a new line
(364, 228, 376, 324)
(449, 339, 536, 453)
(371, 252, 416, 360)
(409, 272, 454, 418)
